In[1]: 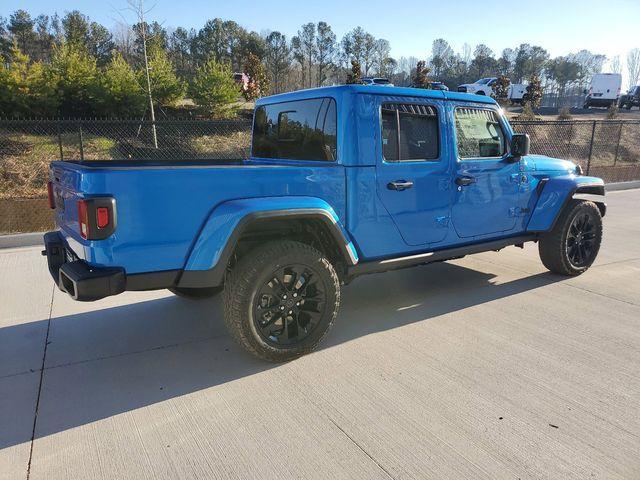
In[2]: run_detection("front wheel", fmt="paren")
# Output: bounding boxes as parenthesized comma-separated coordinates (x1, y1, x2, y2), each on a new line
(538, 200, 602, 276)
(223, 241, 340, 362)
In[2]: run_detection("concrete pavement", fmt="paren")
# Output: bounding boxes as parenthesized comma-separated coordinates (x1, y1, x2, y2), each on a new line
(1, 189, 639, 479)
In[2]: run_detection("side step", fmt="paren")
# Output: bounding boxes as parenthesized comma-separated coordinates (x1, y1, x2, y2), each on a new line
(347, 234, 537, 280)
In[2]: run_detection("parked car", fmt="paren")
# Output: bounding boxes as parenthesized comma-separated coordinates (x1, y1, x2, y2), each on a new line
(508, 83, 527, 104)
(457, 77, 497, 96)
(618, 86, 640, 110)
(44, 85, 606, 361)
(362, 77, 393, 86)
(583, 73, 622, 108)
(429, 81, 449, 91)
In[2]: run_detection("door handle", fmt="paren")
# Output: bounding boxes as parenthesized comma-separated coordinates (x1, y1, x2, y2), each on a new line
(387, 180, 414, 191)
(455, 176, 476, 187)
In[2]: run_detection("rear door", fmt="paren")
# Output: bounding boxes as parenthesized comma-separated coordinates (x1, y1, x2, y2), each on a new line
(375, 100, 451, 246)
(450, 105, 520, 238)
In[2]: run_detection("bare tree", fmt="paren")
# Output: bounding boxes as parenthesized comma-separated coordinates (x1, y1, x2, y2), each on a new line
(610, 55, 622, 74)
(627, 48, 640, 88)
(125, 0, 158, 148)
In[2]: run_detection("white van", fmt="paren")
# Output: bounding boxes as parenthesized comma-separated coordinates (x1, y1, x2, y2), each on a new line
(583, 73, 622, 108)
(508, 84, 527, 104)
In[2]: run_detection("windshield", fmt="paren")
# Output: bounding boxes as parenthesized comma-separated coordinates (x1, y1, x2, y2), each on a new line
(475, 78, 491, 85)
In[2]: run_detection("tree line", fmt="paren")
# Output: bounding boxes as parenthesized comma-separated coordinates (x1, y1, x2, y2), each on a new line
(1, 8, 639, 118)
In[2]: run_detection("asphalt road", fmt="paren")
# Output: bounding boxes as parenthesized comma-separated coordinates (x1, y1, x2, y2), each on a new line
(1, 189, 639, 480)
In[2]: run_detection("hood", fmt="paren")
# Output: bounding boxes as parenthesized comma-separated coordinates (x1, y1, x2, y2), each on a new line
(529, 155, 578, 174)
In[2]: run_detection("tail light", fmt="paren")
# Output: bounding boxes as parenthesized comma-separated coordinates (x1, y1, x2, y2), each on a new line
(77, 197, 117, 240)
(47, 181, 55, 209)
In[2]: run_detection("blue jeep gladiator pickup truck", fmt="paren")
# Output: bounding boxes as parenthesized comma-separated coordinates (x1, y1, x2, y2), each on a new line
(44, 85, 606, 361)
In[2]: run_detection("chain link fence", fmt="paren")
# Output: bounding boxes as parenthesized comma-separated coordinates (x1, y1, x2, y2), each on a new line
(1, 118, 639, 234)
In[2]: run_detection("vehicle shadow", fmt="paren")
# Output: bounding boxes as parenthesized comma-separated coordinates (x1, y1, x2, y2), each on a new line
(1, 261, 563, 450)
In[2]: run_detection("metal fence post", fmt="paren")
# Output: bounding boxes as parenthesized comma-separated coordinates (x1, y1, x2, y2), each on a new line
(586, 120, 596, 175)
(78, 121, 84, 161)
(56, 120, 63, 161)
(613, 122, 623, 166)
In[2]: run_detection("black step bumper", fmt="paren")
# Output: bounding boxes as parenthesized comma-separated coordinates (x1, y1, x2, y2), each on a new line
(43, 231, 125, 301)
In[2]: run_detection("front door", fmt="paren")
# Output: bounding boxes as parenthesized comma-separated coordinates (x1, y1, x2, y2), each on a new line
(450, 106, 520, 238)
(376, 101, 451, 246)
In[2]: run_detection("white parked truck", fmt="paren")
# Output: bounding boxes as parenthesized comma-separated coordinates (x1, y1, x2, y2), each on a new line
(508, 84, 527, 104)
(583, 73, 622, 108)
(457, 77, 497, 96)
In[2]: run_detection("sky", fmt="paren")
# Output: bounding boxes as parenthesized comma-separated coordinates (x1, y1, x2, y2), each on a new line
(4, 0, 640, 71)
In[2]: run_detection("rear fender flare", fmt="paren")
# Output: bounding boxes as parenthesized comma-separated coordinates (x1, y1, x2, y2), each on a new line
(527, 176, 605, 232)
(178, 197, 358, 288)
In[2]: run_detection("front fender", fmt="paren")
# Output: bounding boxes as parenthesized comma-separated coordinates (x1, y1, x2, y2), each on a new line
(178, 196, 358, 288)
(527, 175, 605, 232)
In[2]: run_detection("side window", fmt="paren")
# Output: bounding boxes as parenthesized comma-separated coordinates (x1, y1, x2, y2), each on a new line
(381, 103, 439, 162)
(455, 108, 506, 159)
(252, 98, 337, 161)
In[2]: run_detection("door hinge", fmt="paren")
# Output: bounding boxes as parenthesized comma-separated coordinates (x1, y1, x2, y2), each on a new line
(510, 173, 528, 184)
(435, 215, 450, 227)
(509, 207, 531, 217)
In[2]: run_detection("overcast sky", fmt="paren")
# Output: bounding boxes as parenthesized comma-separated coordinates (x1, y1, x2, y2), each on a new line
(4, 0, 640, 73)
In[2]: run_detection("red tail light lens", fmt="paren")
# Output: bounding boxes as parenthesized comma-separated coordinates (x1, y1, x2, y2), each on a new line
(78, 200, 89, 239)
(96, 207, 109, 229)
(47, 181, 55, 209)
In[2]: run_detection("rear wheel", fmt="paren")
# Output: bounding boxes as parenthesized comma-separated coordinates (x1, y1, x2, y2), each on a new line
(538, 200, 602, 276)
(223, 241, 340, 362)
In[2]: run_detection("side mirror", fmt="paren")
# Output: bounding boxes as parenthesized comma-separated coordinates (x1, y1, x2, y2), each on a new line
(510, 133, 530, 159)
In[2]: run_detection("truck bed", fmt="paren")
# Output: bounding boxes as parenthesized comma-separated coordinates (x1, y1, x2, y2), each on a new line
(50, 160, 346, 274)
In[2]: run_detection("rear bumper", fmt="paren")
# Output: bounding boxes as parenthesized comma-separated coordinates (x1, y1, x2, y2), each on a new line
(43, 231, 125, 301)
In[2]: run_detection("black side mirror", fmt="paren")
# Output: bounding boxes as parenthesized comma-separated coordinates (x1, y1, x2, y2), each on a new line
(510, 133, 530, 159)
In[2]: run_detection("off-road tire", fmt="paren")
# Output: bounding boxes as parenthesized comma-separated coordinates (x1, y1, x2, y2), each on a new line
(223, 241, 340, 362)
(538, 200, 602, 276)
(169, 286, 223, 299)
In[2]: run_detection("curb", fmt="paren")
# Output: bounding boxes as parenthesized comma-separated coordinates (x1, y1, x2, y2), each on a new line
(606, 180, 640, 192)
(0, 232, 45, 249)
(1, 182, 639, 250)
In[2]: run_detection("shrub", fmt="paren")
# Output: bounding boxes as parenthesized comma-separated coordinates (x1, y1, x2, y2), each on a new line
(522, 75, 543, 109)
(0, 44, 57, 117)
(492, 75, 510, 103)
(346, 59, 362, 84)
(412, 60, 431, 89)
(558, 107, 572, 120)
(189, 59, 239, 118)
(518, 103, 538, 120)
(243, 53, 269, 101)
(96, 52, 146, 117)
(47, 42, 99, 116)
(606, 103, 619, 119)
(143, 47, 185, 107)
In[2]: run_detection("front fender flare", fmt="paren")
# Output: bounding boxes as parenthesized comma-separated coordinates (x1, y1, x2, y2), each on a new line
(177, 197, 358, 288)
(527, 175, 605, 232)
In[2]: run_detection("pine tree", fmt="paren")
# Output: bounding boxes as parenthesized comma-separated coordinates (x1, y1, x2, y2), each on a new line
(189, 59, 239, 117)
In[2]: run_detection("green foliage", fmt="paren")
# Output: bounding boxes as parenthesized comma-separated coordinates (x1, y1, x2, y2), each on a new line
(492, 75, 510, 102)
(243, 53, 269, 100)
(96, 52, 146, 117)
(143, 46, 185, 106)
(545, 57, 584, 96)
(523, 75, 543, 109)
(189, 59, 239, 118)
(412, 60, 431, 88)
(0, 43, 57, 117)
(558, 107, 572, 120)
(47, 42, 99, 116)
(346, 59, 362, 84)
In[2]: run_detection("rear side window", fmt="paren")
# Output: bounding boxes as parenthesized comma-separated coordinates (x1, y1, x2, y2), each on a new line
(381, 103, 439, 162)
(252, 98, 337, 161)
(455, 108, 506, 159)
